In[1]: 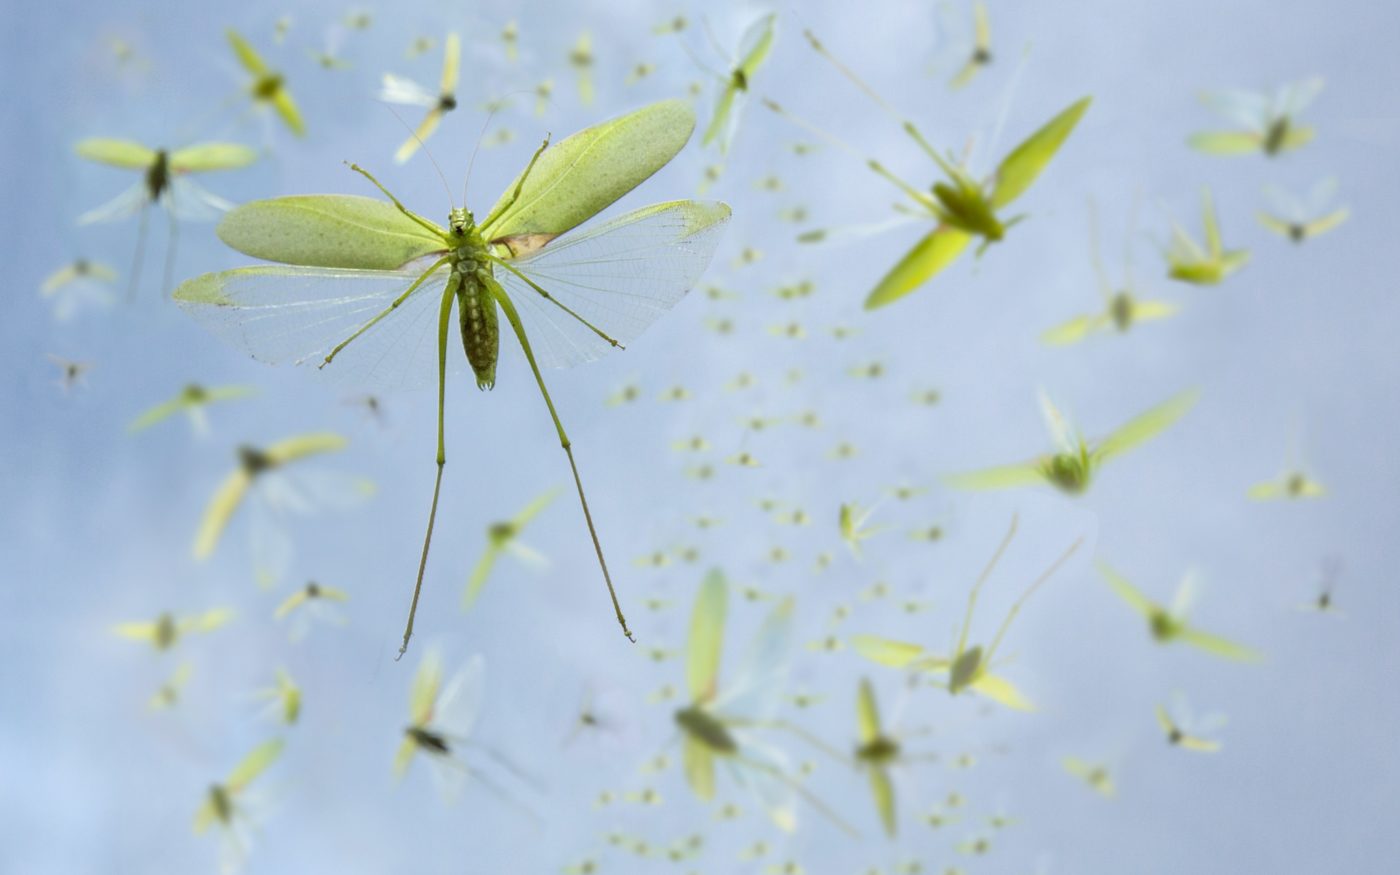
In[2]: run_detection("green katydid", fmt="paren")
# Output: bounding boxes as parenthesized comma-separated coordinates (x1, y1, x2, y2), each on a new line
(172, 99, 730, 655)
(569, 31, 596, 105)
(852, 515, 1084, 711)
(194, 738, 284, 868)
(946, 0, 993, 89)
(253, 667, 302, 725)
(1248, 423, 1325, 500)
(1163, 188, 1249, 285)
(838, 500, 887, 559)
(1097, 561, 1261, 661)
(149, 662, 193, 711)
(501, 21, 519, 63)
(462, 487, 560, 609)
(675, 568, 858, 836)
(769, 31, 1090, 309)
(852, 677, 939, 836)
(689, 12, 777, 154)
(1189, 78, 1322, 157)
(127, 383, 257, 436)
(112, 607, 234, 652)
(274, 580, 351, 640)
(1257, 177, 1349, 243)
(379, 33, 460, 163)
(1156, 693, 1226, 752)
(227, 28, 305, 136)
(1062, 757, 1116, 798)
(1042, 199, 1179, 345)
(40, 257, 118, 320)
(75, 138, 257, 297)
(945, 389, 1199, 494)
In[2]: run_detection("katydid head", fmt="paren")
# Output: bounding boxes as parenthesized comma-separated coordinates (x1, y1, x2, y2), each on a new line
(1042, 449, 1092, 494)
(1286, 471, 1308, 497)
(253, 73, 284, 101)
(1150, 610, 1182, 641)
(1110, 291, 1134, 331)
(208, 784, 233, 823)
(154, 612, 177, 649)
(487, 519, 517, 546)
(237, 445, 274, 475)
(181, 383, 208, 402)
(447, 207, 476, 239)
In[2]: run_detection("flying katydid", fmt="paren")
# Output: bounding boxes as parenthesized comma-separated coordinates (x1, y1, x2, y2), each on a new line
(172, 99, 730, 655)
(689, 12, 777, 154)
(853, 515, 1084, 711)
(1042, 199, 1179, 346)
(1189, 77, 1322, 157)
(462, 487, 560, 610)
(1097, 561, 1261, 661)
(569, 31, 596, 105)
(227, 28, 305, 137)
(852, 677, 939, 836)
(770, 31, 1089, 309)
(1163, 188, 1249, 285)
(379, 33, 460, 163)
(127, 383, 257, 436)
(945, 0, 993, 89)
(945, 389, 1199, 494)
(40, 257, 118, 320)
(75, 138, 257, 297)
(1257, 177, 1349, 243)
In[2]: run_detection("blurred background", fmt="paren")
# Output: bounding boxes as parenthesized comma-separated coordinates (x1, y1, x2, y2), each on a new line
(4, 0, 1400, 872)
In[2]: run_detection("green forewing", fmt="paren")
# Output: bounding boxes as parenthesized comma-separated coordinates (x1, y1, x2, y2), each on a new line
(75, 138, 157, 170)
(864, 228, 972, 310)
(990, 97, 1092, 209)
(217, 196, 446, 269)
(482, 99, 696, 251)
(169, 143, 259, 173)
(687, 569, 728, 704)
(1093, 389, 1199, 461)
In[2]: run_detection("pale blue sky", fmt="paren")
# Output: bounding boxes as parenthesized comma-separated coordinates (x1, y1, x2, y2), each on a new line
(4, 1, 1400, 873)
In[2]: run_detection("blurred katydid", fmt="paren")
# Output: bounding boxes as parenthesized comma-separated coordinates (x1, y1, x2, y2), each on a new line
(1097, 561, 1261, 661)
(852, 677, 939, 836)
(839, 500, 886, 559)
(379, 33, 460, 163)
(194, 738, 284, 867)
(128, 383, 256, 436)
(113, 607, 234, 652)
(946, 389, 1199, 494)
(947, 0, 993, 89)
(253, 668, 302, 725)
(689, 13, 777, 154)
(1258, 177, 1349, 243)
(149, 662, 193, 710)
(501, 21, 519, 63)
(569, 32, 595, 105)
(227, 28, 305, 136)
(1163, 188, 1249, 285)
(173, 99, 729, 655)
(676, 569, 858, 836)
(40, 257, 118, 320)
(274, 580, 351, 640)
(1189, 78, 1322, 157)
(770, 31, 1089, 308)
(1062, 757, 1116, 798)
(1156, 693, 1226, 752)
(853, 516, 1084, 711)
(1043, 199, 1178, 345)
(463, 487, 560, 609)
(75, 138, 256, 298)
(1249, 424, 1325, 500)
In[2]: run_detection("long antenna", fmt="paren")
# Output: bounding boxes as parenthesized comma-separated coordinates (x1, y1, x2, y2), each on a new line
(380, 103, 455, 208)
(462, 108, 502, 205)
(958, 514, 1019, 656)
(985, 534, 1084, 662)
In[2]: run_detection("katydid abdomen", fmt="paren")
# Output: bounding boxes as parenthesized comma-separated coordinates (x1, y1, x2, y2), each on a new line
(456, 269, 499, 390)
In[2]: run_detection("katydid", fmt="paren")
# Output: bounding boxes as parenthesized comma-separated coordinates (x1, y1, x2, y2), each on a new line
(946, 389, 1199, 494)
(379, 33, 460, 162)
(1257, 177, 1349, 243)
(173, 99, 729, 655)
(853, 516, 1084, 711)
(75, 138, 256, 298)
(689, 13, 777, 154)
(1097, 562, 1261, 661)
(40, 257, 118, 320)
(1043, 198, 1179, 345)
(227, 28, 305, 136)
(1189, 78, 1322, 157)
(128, 382, 256, 436)
(769, 30, 1089, 308)
(1163, 188, 1249, 285)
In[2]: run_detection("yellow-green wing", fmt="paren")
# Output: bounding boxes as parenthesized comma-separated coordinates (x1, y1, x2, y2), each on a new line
(702, 84, 740, 150)
(271, 87, 306, 137)
(185, 608, 235, 634)
(128, 397, 188, 433)
(168, 143, 258, 174)
(1187, 131, 1261, 155)
(111, 621, 159, 644)
(274, 588, 308, 619)
(1179, 734, 1222, 753)
(75, 138, 157, 170)
(481, 99, 696, 252)
(1304, 208, 1348, 238)
(512, 487, 561, 527)
(226, 28, 269, 76)
(851, 635, 926, 668)
(217, 195, 446, 269)
(440, 32, 461, 93)
(1154, 703, 1174, 734)
(1132, 299, 1178, 322)
(737, 13, 777, 78)
(1178, 627, 1261, 662)
(970, 672, 1033, 711)
(192, 795, 217, 834)
(193, 469, 252, 559)
(864, 227, 973, 310)
(687, 569, 728, 704)
(1256, 211, 1294, 239)
(944, 460, 1046, 491)
(856, 678, 881, 744)
(949, 57, 980, 90)
(1096, 561, 1157, 618)
(226, 738, 284, 791)
(682, 734, 716, 800)
(1247, 480, 1282, 500)
(1093, 389, 1199, 461)
(869, 766, 897, 837)
(989, 97, 1091, 209)
(265, 432, 347, 465)
(462, 547, 501, 609)
(1200, 189, 1224, 256)
(409, 651, 442, 726)
(1041, 314, 1099, 346)
(393, 735, 418, 777)
(1280, 125, 1315, 152)
(973, 0, 991, 51)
